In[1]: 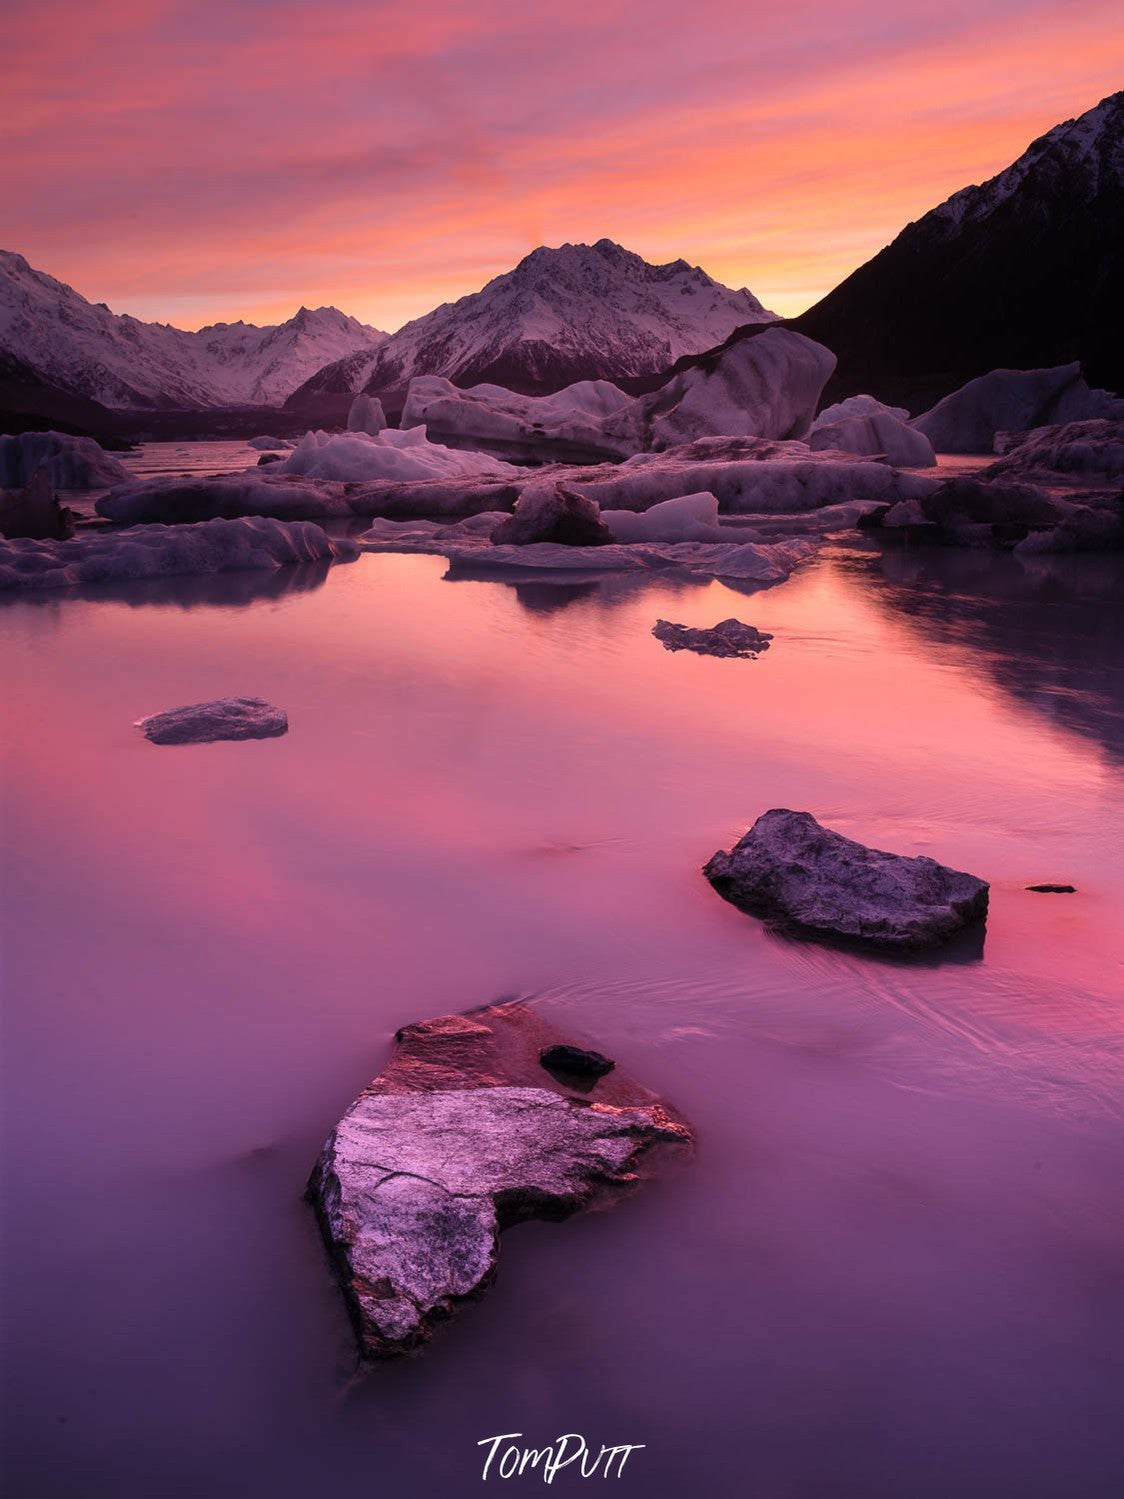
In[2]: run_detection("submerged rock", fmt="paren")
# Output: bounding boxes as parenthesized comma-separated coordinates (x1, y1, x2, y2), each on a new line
(540, 1044, 615, 1078)
(307, 1002, 692, 1360)
(136, 696, 289, 745)
(1026, 883, 1076, 894)
(704, 809, 989, 951)
(653, 618, 773, 658)
(490, 481, 612, 546)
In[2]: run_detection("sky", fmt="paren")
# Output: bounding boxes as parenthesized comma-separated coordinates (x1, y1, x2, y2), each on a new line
(3, 0, 1122, 333)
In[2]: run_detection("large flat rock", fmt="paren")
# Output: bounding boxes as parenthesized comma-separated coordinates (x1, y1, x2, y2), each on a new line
(308, 1003, 692, 1359)
(704, 809, 989, 951)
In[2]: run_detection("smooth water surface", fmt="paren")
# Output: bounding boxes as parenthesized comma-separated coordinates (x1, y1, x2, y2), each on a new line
(2, 542, 1122, 1498)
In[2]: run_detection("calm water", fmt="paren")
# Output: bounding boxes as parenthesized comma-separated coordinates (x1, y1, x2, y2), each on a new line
(2, 541, 1122, 1498)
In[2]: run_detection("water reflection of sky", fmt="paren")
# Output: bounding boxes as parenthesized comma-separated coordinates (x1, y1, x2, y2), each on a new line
(2, 546, 1122, 1498)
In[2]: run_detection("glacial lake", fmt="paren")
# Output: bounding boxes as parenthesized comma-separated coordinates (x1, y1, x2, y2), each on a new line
(2, 538, 1123, 1497)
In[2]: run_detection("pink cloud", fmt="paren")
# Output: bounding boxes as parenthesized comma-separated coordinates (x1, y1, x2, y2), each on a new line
(2, 0, 1121, 328)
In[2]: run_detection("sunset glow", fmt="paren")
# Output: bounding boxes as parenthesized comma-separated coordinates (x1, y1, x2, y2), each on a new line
(3, 0, 1122, 329)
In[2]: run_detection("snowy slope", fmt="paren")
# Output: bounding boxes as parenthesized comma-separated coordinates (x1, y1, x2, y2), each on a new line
(792, 91, 1124, 406)
(0, 252, 387, 409)
(289, 239, 775, 404)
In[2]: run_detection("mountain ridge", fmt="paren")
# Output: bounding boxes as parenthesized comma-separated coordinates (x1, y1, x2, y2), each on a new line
(285, 238, 776, 411)
(0, 252, 387, 410)
(788, 90, 1124, 409)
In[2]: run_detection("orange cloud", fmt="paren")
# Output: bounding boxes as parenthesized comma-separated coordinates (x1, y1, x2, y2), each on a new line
(2, 0, 1121, 328)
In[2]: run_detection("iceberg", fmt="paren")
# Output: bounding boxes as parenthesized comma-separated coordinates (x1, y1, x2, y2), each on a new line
(274, 426, 523, 483)
(401, 376, 632, 462)
(346, 393, 387, 436)
(611, 328, 836, 450)
(0, 515, 358, 592)
(984, 420, 1124, 484)
(602, 491, 723, 542)
(0, 430, 127, 490)
(912, 365, 1124, 453)
(808, 411, 936, 467)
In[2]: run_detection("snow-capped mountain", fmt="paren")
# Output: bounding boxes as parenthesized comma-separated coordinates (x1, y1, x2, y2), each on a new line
(287, 239, 775, 407)
(0, 252, 387, 409)
(791, 91, 1124, 409)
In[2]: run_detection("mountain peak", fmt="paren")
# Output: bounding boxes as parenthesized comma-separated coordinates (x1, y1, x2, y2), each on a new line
(290, 240, 775, 405)
(0, 253, 387, 408)
(792, 90, 1124, 406)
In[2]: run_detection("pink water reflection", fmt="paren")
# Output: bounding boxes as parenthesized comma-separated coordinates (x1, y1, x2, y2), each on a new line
(2, 544, 1122, 1497)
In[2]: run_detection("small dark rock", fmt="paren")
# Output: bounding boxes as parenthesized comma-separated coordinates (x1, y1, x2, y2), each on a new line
(653, 618, 772, 658)
(540, 1044, 616, 1078)
(257, 452, 284, 465)
(0, 468, 76, 540)
(1026, 883, 1077, 894)
(491, 483, 612, 547)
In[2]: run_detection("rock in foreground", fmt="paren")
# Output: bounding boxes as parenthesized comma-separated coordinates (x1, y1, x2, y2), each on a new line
(137, 696, 288, 745)
(653, 618, 773, 658)
(308, 1003, 692, 1360)
(704, 809, 989, 951)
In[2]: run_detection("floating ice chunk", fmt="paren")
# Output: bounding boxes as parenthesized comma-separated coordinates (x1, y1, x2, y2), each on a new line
(607, 328, 836, 450)
(912, 365, 1124, 453)
(401, 376, 634, 461)
(346, 393, 387, 435)
(812, 394, 911, 426)
(0, 515, 358, 592)
(984, 419, 1124, 483)
(247, 436, 294, 451)
(808, 412, 936, 467)
(0, 431, 127, 489)
(96, 472, 352, 523)
(274, 426, 522, 482)
(602, 491, 722, 542)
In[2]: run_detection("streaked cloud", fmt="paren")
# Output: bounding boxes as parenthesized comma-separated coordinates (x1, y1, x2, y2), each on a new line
(2, 0, 1120, 328)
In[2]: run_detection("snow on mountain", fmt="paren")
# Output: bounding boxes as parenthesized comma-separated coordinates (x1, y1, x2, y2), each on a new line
(791, 91, 1124, 408)
(288, 239, 775, 406)
(0, 252, 387, 409)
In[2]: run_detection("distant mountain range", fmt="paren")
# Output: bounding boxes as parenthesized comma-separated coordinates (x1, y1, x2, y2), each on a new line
(2, 90, 1120, 435)
(285, 239, 775, 416)
(0, 251, 387, 411)
(790, 90, 1124, 410)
